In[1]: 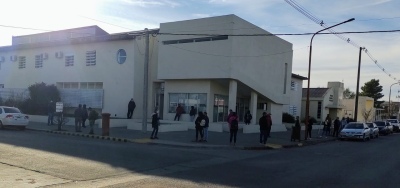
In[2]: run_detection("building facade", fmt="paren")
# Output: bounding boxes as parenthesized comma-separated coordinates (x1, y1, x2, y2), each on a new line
(0, 15, 296, 130)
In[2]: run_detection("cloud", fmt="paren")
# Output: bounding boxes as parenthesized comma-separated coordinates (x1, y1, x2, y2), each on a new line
(121, 0, 181, 8)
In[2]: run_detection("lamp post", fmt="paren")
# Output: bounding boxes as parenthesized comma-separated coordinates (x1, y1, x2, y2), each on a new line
(305, 18, 355, 140)
(389, 82, 399, 118)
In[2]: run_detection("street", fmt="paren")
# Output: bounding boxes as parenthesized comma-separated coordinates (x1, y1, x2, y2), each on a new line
(0, 129, 399, 187)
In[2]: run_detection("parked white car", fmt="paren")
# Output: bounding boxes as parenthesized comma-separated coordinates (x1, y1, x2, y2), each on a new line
(366, 122, 379, 139)
(386, 119, 399, 132)
(339, 122, 371, 141)
(0, 106, 29, 130)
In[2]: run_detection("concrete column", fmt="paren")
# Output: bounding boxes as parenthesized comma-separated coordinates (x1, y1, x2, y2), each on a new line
(228, 80, 237, 113)
(250, 91, 258, 125)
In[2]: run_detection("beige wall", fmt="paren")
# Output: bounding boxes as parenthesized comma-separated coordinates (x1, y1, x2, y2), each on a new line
(158, 15, 292, 105)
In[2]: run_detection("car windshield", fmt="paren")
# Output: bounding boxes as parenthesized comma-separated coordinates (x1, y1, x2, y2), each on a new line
(345, 123, 364, 129)
(387, 120, 397, 123)
(374, 122, 385, 126)
(366, 123, 374, 128)
(4, 107, 21, 113)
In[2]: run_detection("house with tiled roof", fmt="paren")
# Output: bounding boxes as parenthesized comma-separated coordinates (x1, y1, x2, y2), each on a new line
(301, 82, 345, 122)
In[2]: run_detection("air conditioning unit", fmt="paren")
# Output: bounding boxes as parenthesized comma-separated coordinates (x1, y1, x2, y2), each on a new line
(0, 56, 4, 62)
(42, 53, 48, 60)
(55, 51, 64, 58)
(10, 55, 17, 62)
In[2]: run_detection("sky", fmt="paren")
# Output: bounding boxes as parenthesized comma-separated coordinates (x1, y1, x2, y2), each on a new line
(1, 0, 400, 101)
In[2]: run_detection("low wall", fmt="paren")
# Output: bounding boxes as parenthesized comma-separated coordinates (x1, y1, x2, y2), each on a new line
(187, 123, 223, 132)
(127, 121, 188, 132)
(29, 115, 75, 126)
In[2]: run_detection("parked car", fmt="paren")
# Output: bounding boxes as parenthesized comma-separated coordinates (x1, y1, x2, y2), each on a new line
(366, 122, 379, 139)
(0, 106, 29, 130)
(386, 119, 399, 132)
(374, 121, 390, 135)
(339, 122, 371, 141)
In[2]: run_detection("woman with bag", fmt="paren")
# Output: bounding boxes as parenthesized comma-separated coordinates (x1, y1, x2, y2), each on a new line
(194, 111, 205, 142)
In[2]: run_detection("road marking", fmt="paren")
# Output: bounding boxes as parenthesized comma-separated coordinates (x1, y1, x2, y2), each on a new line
(265, 143, 283, 149)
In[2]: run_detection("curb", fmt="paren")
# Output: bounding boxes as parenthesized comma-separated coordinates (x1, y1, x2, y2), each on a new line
(26, 128, 337, 150)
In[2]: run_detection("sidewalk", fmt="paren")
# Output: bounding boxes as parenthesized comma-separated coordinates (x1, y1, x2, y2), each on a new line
(26, 122, 337, 150)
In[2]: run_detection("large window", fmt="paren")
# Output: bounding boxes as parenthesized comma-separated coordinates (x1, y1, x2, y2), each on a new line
(289, 105, 297, 116)
(169, 93, 207, 114)
(86, 50, 96, 66)
(18, 56, 26, 69)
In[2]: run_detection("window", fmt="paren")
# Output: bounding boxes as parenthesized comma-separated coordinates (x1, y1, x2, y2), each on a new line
(169, 93, 207, 114)
(18, 56, 26, 69)
(35, 55, 43, 68)
(317, 101, 322, 119)
(329, 95, 333, 102)
(65, 55, 74, 67)
(163, 35, 228, 45)
(289, 105, 297, 116)
(257, 103, 267, 110)
(86, 50, 96, 66)
(291, 81, 298, 91)
(56, 82, 103, 89)
(117, 49, 127, 64)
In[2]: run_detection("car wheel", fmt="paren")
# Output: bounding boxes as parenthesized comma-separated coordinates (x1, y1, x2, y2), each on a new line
(362, 134, 366, 142)
(0, 121, 3, 130)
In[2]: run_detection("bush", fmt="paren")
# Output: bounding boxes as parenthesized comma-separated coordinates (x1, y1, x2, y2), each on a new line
(19, 82, 60, 115)
(282, 112, 295, 123)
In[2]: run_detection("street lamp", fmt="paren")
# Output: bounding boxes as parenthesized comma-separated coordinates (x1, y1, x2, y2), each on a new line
(388, 82, 399, 118)
(305, 18, 355, 140)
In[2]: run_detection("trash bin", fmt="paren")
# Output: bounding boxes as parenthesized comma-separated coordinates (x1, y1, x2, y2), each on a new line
(102, 113, 111, 136)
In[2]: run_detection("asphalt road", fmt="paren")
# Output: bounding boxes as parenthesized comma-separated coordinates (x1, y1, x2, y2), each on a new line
(0, 129, 399, 187)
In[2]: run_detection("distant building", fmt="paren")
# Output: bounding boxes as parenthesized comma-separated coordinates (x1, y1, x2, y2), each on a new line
(283, 74, 307, 118)
(301, 82, 345, 122)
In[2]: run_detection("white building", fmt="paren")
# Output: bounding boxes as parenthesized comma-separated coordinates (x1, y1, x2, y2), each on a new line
(0, 15, 296, 130)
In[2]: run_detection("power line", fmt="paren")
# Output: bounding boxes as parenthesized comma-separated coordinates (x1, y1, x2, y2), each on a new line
(285, 0, 397, 81)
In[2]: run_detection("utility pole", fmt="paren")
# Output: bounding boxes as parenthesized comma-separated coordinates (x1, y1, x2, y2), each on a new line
(354, 47, 363, 122)
(142, 28, 149, 133)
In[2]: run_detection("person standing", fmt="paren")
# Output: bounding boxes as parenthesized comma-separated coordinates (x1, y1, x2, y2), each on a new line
(292, 116, 301, 142)
(74, 104, 83, 132)
(47, 100, 55, 126)
(203, 112, 209, 142)
(266, 113, 272, 137)
(244, 110, 252, 125)
(189, 106, 196, 122)
(340, 117, 347, 130)
(321, 114, 332, 138)
(151, 110, 160, 139)
(88, 107, 99, 135)
(174, 104, 184, 121)
(82, 104, 88, 128)
(194, 112, 204, 142)
(127, 98, 136, 119)
(228, 112, 239, 146)
(333, 117, 341, 137)
(259, 112, 268, 145)
(307, 116, 316, 139)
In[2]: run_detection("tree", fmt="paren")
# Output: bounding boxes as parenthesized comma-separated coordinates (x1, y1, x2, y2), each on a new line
(359, 79, 384, 107)
(343, 88, 355, 99)
(21, 82, 60, 115)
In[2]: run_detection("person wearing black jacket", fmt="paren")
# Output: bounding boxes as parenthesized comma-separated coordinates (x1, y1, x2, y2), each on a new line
(150, 110, 160, 139)
(194, 112, 204, 142)
(127, 99, 136, 119)
(259, 112, 268, 144)
(333, 117, 341, 137)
